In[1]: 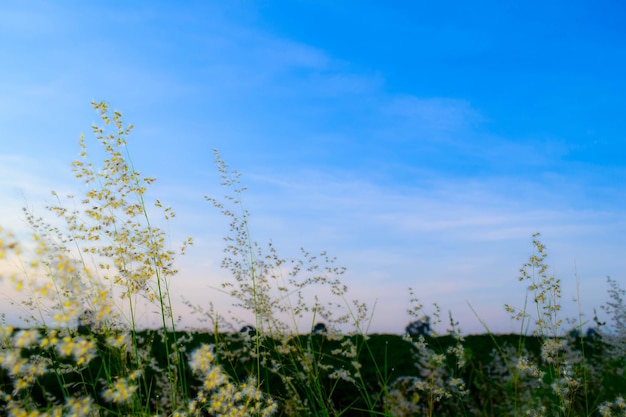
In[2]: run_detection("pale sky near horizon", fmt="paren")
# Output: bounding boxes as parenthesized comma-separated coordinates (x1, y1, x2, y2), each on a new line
(1, 1, 625, 334)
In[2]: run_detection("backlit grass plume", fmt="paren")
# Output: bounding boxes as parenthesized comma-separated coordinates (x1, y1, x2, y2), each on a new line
(0, 102, 274, 416)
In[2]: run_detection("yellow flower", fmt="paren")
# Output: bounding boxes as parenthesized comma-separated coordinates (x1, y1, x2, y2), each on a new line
(102, 377, 138, 404)
(9, 330, 33, 349)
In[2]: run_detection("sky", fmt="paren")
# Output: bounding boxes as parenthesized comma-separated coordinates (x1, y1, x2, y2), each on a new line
(1, 1, 625, 334)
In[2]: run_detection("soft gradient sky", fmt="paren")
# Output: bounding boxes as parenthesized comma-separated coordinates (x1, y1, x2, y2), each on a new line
(1, 1, 625, 334)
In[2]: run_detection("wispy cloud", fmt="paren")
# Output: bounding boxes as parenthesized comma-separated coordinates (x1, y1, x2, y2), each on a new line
(160, 165, 625, 333)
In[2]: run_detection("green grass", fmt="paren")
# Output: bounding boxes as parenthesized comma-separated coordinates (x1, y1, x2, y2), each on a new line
(0, 102, 624, 416)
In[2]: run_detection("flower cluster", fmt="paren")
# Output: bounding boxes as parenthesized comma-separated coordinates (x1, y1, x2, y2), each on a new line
(187, 344, 277, 417)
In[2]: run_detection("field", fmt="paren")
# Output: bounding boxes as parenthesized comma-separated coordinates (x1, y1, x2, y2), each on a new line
(1, 328, 625, 416)
(1, 103, 625, 416)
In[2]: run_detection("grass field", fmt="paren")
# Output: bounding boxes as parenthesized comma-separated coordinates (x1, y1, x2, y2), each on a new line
(1, 103, 624, 416)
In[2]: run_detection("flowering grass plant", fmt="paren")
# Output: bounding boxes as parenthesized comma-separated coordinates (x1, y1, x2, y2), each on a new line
(0, 102, 624, 416)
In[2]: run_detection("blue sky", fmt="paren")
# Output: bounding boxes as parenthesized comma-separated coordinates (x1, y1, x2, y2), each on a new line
(1, 1, 625, 334)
